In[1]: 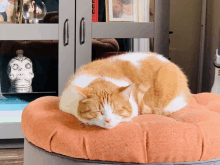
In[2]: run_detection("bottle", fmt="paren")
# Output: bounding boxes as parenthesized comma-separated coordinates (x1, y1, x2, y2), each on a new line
(211, 49, 220, 94)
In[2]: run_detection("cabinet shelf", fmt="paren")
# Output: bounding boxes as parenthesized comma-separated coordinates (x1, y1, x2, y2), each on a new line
(0, 123, 24, 139)
(0, 24, 58, 40)
(2, 92, 58, 102)
(92, 22, 154, 38)
(2, 91, 56, 94)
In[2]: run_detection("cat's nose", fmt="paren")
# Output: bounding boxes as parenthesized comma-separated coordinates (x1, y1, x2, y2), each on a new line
(105, 119, 111, 123)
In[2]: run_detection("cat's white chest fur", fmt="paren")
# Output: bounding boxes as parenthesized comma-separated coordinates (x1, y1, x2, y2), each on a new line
(59, 84, 83, 118)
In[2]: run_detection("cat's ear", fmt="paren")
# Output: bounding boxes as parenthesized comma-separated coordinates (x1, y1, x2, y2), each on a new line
(72, 85, 87, 98)
(119, 84, 133, 100)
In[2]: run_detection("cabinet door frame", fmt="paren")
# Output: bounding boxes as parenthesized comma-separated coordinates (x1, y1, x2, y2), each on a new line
(58, 0, 76, 96)
(75, 0, 92, 71)
(59, 0, 92, 96)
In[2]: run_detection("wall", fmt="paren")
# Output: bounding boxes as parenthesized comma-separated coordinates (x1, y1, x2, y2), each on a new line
(169, 0, 202, 94)
(202, 0, 220, 92)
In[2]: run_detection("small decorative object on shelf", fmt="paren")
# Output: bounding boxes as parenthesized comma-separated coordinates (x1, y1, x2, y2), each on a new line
(7, 49, 34, 93)
(0, 0, 23, 23)
(22, 0, 46, 23)
(211, 49, 220, 94)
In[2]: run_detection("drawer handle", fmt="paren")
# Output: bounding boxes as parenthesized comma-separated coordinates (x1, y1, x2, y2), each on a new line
(80, 17, 85, 45)
(64, 19, 69, 46)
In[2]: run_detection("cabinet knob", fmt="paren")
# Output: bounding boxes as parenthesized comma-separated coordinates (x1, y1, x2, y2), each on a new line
(80, 17, 85, 45)
(64, 19, 69, 46)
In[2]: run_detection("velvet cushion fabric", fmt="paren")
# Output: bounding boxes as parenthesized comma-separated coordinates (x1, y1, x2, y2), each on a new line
(21, 93, 220, 164)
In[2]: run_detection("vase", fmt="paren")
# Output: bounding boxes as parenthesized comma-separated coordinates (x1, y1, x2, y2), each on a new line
(22, 0, 46, 23)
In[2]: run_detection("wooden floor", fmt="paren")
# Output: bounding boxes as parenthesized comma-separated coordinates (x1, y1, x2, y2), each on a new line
(0, 148, 24, 165)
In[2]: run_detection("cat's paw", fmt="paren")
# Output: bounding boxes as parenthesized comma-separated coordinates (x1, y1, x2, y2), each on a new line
(140, 104, 152, 115)
(153, 109, 171, 116)
(162, 111, 171, 116)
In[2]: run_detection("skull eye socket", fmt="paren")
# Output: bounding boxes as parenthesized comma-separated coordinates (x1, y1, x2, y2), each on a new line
(25, 63, 31, 69)
(12, 64, 19, 70)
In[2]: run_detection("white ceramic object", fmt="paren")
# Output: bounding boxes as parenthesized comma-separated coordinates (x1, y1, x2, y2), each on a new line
(7, 49, 34, 93)
(211, 49, 220, 94)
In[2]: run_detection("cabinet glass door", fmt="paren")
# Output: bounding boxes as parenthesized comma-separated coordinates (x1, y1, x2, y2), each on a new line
(0, 0, 59, 124)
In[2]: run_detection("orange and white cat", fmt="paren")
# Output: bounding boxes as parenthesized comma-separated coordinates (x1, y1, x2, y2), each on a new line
(59, 52, 191, 129)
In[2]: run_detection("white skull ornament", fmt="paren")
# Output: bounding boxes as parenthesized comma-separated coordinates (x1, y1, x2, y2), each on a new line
(7, 50, 34, 93)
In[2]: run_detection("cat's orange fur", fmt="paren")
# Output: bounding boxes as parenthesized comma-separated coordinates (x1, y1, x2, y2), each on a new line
(63, 52, 191, 121)
(74, 79, 133, 120)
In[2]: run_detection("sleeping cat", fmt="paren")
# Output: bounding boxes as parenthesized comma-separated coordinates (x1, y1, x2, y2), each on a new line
(59, 52, 191, 129)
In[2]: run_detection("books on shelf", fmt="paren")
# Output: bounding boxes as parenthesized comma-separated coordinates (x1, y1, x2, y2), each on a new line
(92, 0, 99, 22)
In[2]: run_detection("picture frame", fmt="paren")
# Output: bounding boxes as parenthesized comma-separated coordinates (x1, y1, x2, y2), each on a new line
(0, 0, 23, 24)
(106, 0, 139, 22)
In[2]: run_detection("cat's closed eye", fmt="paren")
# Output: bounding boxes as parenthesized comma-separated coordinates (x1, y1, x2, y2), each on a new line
(115, 106, 126, 111)
(118, 110, 131, 117)
(97, 111, 104, 115)
(80, 110, 91, 114)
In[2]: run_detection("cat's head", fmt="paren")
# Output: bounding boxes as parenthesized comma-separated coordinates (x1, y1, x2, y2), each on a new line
(72, 80, 133, 129)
